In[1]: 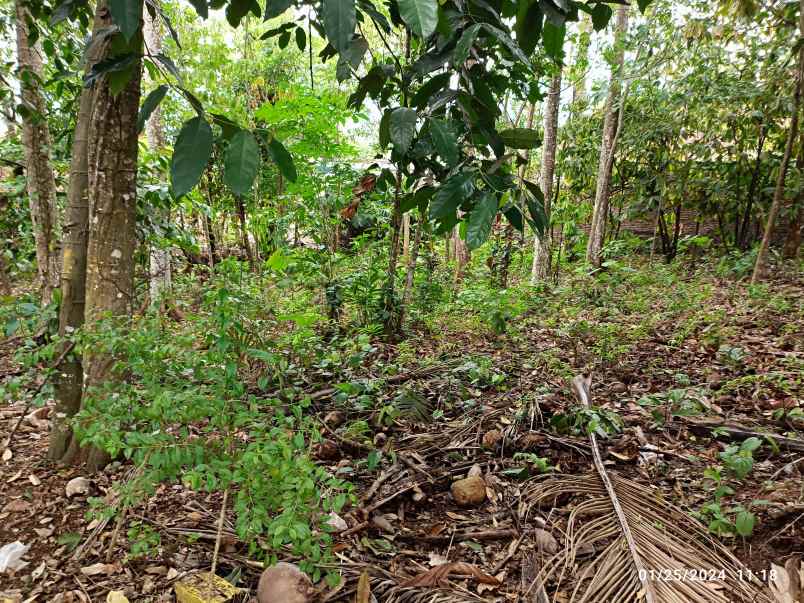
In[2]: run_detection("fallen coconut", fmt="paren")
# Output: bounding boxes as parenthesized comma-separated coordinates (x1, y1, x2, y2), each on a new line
(451, 476, 486, 507)
(65, 477, 91, 498)
(257, 562, 314, 603)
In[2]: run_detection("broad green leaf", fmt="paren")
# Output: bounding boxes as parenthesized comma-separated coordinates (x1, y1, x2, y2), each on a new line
(267, 137, 297, 182)
(411, 72, 451, 109)
(637, 0, 653, 13)
(542, 21, 564, 60)
(264, 0, 292, 19)
(137, 85, 169, 133)
(398, 0, 438, 39)
(295, 26, 306, 51)
(226, 0, 260, 27)
(379, 110, 392, 149)
(224, 130, 260, 196)
(590, 4, 612, 31)
(500, 127, 541, 149)
(323, 0, 356, 53)
(429, 118, 458, 167)
(171, 116, 213, 198)
(466, 192, 497, 249)
(430, 172, 474, 220)
(483, 24, 531, 68)
(515, 1, 543, 55)
(341, 36, 369, 68)
(503, 205, 524, 231)
(109, 0, 142, 42)
(187, 0, 208, 19)
(453, 24, 482, 66)
(735, 510, 755, 537)
(389, 107, 417, 154)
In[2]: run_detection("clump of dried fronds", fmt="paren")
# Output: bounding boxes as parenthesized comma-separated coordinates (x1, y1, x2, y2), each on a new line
(524, 374, 772, 603)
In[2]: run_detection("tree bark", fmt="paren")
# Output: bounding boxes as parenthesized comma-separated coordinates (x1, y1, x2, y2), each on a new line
(143, 3, 172, 305)
(82, 2, 143, 471)
(783, 133, 804, 258)
(531, 70, 562, 283)
(383, 172, 403, 337)
(586, 5, 628, 268)
(15, 0, 58, 304)
(48, 6, 109, 464)
(751, 0, 803, 284)
(402, 212, 422, 305)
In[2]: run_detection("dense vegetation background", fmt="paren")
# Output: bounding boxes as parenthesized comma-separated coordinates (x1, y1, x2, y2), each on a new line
(0, 0, 802, 600)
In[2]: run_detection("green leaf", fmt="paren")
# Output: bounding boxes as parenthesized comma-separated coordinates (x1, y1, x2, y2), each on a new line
(430, 172, 474, 220)
(740, 437, 762, 453)
(226, 0, 260, 27)
(265, 0, 292, 19)
(389, 107, 417, 154)
(734, 510, 755, 537)
(323, 0, 356, 53)
(341, 36, 369, 68)
(515, 1, 543, 56)
(483, 24, 531, 68)
(137, 85, 168, 133)
(429, 118, 458, 167)
(187, 0, 208, 19)
(453, 24, 482, 66)
(378, 110, 391, 149)
(267, 137, 297, 182)
(503, 205, 523, 231)
(590, 4, 612, 31)
(171, 116, 213, 198)
(637, 0, 653, 14)
(500, 128, 541, 149)
(295, 26, 306, 51)
(109, 0, 142, 42)
(466, 192, 497, 249)
(224, 130, 260, 196)
(542, 21, 564, 60)
(397, 0, 438, 39)
(411, 72, 451, 109)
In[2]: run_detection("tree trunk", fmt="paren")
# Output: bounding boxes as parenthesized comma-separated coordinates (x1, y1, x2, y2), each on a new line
(383, 172, 403, 337)
(15, 0, 58, 304)
(0, 253, 11, 295)
(402, 212, 410, 259)
(402, 212, 422, 305)
(738, 124, 766, 250)
(453, 223, 470, 283)
(783, 133, 804, 258)
(751, 0, 803, 284)
(48, 6, 109, 464)
(236, 197, 253, 267)
(82, 3, 143, 471)
(531, 70, 562, 283)
(143, 3, 172, 305)
(572, 18, 591, 105)
(586, 5, 628, 268)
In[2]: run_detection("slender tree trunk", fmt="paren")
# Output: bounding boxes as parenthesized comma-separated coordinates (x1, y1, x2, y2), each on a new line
(572, 18, 591, 105)
(531, 70, 562, 283)
(586, 5, 628, 268)
(15, 0, 58, 304)
(48, 6, 109, 464)
(738, 124, 766, 250)
(783, 133, 804, 258)
(236, 197, 253, 267)
(383, 172, 403, 337)
(82, 4, 143, 471)
(143, 3, 171, 305)
(0, 253, 11, 295)
(751, 1, 803, 284)
(453, 223, 469, 283)
(402, 213, 410, 259)
(402, 213, 422, 305)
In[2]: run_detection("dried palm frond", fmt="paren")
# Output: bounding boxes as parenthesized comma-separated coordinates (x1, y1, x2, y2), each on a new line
(525, 374, 772, 603)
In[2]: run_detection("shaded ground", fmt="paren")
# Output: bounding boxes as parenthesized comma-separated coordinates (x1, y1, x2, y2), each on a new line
(1, 263, 802, 601)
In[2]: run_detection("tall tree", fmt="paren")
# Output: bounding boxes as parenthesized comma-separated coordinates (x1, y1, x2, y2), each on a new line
(15, 0, 58, 303)
(531, 69, 562, 283)
(49, 5, 102, 463)
(751, 0, 803, 283)
(586, 5, 628, 268)
(143, 2, 171, 304)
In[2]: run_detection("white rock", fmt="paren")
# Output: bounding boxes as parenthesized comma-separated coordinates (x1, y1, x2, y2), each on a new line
(65, 477, 91, 497)
(325, 512, 348, 532)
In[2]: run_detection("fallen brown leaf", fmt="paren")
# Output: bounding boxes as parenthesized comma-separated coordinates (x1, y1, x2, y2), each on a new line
(400, 562, 501, 588)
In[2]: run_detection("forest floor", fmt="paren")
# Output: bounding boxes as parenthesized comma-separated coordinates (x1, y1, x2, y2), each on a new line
(1, 259, 802, 602)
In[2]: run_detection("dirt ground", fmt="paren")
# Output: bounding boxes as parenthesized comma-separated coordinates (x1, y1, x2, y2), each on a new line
(1, 269, 802, 602)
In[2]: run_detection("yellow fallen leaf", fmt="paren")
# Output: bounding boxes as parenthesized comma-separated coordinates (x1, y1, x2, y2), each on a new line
(106, 591, 129, 603)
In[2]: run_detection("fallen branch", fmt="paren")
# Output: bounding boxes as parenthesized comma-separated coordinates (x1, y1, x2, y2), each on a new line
(681, 417, 804, 453)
